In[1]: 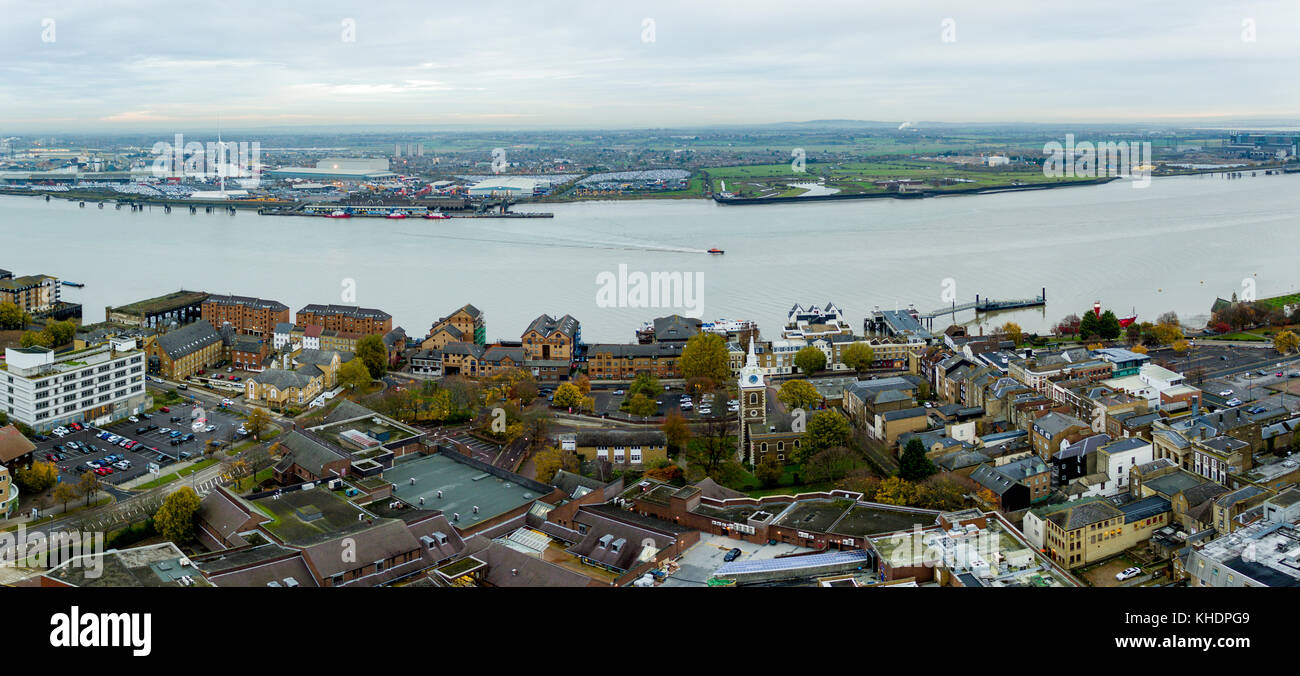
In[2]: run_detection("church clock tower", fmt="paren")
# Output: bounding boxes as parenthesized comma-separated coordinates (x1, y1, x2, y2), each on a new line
(737, 338, 767, 464)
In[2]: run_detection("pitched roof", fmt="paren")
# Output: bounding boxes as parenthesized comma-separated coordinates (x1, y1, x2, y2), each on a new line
(0, 424, 37, 463)
(154, 320, 221, 359)
(279, 431, 349, 476)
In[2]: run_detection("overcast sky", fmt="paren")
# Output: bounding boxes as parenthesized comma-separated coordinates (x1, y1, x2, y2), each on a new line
(3, 0, 1299, 132)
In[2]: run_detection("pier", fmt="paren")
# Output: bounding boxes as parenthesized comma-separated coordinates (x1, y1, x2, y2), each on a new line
(919, 288, 1047, 329)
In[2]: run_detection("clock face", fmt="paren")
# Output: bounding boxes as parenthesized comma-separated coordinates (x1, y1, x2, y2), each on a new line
(748, 374, 759, 384)
(749, 410, 758, 417)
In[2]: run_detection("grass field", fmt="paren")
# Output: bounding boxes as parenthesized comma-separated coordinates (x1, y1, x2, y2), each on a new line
(702, 158, 1098, 199)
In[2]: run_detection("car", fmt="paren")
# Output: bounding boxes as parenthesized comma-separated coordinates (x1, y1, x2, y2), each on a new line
(136, 427, 147, 434)
(98, 431, 111, 440)
(178, 384, 188, 390)
(222, 398, 234, 406)
(170, 416, 182, 423)
(233, 376, 242, 382)
(197, 369, 205, 375)
(1277, 372, 1285, 377)
(69, 423, 83, 431)
(96, 467, 112, 476)
(85, 461, 99, 469)
(129, 416, 139, 423)
(204, 425, 216, 433)
(170, 431, 181, 438)
(148, 424, 159, 431)
(33, 434, 50, 442)
(52, 428, 67, 438)
(1226, 398, 1243, 407)
(1257, 370, 1269, 376)
(159, 427, 171, 434)
(45, 453, 58, 462)
(723, 548, 743, 563)
(159, 407, 170, 413)
(226, 366, 234, 373)
(613, 389, 624, 395)
(182, 433, 194, 442)
(1219, 390, 1233, 397)
(1116, 567, 1142, 581)
(141, 413, 152, 420)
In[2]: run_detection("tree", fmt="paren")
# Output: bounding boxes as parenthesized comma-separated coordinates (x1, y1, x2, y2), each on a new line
(840, 342, 875, 373)
(1056, 314, 1081, 336)
(77, 470, 101, 505)
(16, 460, 58, 492)
(355, 334, 388, 378)
(915, 476, 969, 511)
(0, 301, 27, 329)
(338, 358, 371, 391)
(45, 320, 77, 346)
(803, 446, 857, 483)
(661, 411, 691, 451)
(1098, 310, 1122, 340)
(1171, 339, 1190, 353)
(244, 407, 269, 440)
(1151, 322, 1184, 345)
(532, 447, 566, 483)
(800, 410, 850, 461)
(627, 372, 660, 400)
(690, 418, 732, 475)
(999, 322, 1024, 347)
(573, 373, 591, 395)
(793, 346, 827, 376)
(1275, 330, 1300, 355)
(644, 459, 683, 483)
(777, 379, 821, 411)
(899, 438, 937, 482)
(754, 454, 783, 487)
(53, 482, 80, 511)
(19, 330, 52, 348)
(680, 332, 730, 384)
(1131, 344, 1149, 354)
(875, 476, 918, 506)
(625, 393, 657, 418)
(552, 382, 583, 409)
(154, 486, 202, 544)
(1078, 311, 1101, 339)
(1156, 311, 1180, 327)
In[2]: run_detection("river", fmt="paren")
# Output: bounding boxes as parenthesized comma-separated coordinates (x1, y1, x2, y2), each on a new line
(2, 171, 1297, 343)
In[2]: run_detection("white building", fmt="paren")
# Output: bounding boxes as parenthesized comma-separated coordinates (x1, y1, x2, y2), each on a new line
(3, 339, 148, 432)
(1103, 363, 1188, 410)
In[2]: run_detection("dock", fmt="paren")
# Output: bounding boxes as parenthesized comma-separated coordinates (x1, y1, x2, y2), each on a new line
(919, 288, 1047, 329)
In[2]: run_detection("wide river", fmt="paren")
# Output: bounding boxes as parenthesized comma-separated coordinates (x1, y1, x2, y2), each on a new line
(2, 172, 1298, 343)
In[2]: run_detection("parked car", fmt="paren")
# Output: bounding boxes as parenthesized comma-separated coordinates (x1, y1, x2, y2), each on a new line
(140, 413, 152, 420)
(1219, 390, 1233, 397)
(159, 407, 170, 413)
(723, 548, 743, 562)
(69, 423, 84, 431)
(1226, 398, 1244, 407)
(129, 416, 139, 423)
(1116, 567, 1142, 581)
(204, 425, 216, 433)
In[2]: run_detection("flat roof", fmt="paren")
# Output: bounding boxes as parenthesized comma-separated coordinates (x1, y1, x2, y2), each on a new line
(385, 453, 540, 529)
(109, 289, 209, 316)
(250, 487, 373, 547)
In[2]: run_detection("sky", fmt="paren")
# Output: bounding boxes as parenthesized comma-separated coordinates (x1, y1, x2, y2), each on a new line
(3, 0, 1300, 132)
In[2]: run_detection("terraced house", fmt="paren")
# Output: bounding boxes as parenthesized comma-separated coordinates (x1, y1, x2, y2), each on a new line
(201, 294, 290, 337)
(586, 342, 682, 379)
(296, 303, 393, 336)
(560, 429, 668, 469)
(146, 319, 223, 379)
(522, 313, 580, 361)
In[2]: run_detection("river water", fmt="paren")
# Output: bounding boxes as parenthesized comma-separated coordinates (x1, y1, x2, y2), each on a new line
(2, 171, 1297, 343)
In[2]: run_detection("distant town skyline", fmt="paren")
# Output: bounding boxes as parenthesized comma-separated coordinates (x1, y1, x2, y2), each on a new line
(3, 0, 1300, 132)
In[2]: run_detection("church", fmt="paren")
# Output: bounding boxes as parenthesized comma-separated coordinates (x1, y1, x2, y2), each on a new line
(737, 338, 808, 466)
